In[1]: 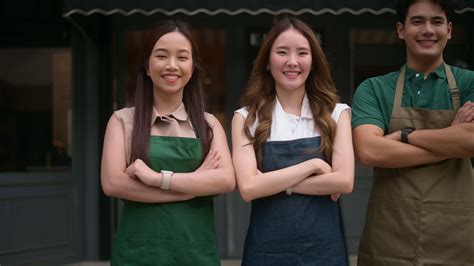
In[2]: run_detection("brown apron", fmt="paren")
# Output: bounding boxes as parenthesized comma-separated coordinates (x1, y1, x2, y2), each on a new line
(358, 64, 474, 265)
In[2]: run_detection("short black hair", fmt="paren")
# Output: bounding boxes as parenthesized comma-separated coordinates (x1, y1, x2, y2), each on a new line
(396, 0, 455, 23)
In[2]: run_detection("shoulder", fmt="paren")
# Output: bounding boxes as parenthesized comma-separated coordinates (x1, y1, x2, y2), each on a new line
(332, 103, 351, 122)
(113, 107, 135, 124)
(450, 65, 474, 101)
(234, 107, 249, 119)
(204, 112, 220, 128)
(451, 65, 474, 87)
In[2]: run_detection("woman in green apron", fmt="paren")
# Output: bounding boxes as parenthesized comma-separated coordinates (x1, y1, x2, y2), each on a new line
(100, 20, 235, 265)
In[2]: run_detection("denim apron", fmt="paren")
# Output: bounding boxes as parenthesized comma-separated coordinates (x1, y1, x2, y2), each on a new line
(358, 64, 474, 265)
(111, 136, 219, 266)
(242, 137, 348, 266)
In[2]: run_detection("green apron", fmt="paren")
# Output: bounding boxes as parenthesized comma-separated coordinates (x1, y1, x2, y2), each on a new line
(358, 64, 474, 265)
(111, 136, 219, 266)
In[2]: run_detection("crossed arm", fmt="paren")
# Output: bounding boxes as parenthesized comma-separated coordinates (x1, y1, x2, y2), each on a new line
(353, 102, 474, 168)
(101, 114, 235, 203)
(231, 110, 354, 202)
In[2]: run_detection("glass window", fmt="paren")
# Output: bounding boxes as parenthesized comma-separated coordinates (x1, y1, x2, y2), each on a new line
(0, 48, 72, 172)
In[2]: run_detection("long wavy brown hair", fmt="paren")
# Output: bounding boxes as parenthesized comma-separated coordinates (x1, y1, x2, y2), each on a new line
(242, 17, 339, 166)
(131, 20, 212, 164)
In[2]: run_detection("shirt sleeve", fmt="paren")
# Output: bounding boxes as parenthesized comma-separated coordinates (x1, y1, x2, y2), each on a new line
(460, 70, 474, 104)
(234, 107, 249, 119)
(331, 103, 351, 123)
(351, 78, 386, 132)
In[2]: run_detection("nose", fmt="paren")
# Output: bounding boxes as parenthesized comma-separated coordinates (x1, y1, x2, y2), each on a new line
(422, 22, 435, 35)
(287, 53, 298, 67)
(166, 57, 178, 70)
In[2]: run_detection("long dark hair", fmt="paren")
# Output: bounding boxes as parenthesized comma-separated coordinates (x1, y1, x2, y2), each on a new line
(242, 17, 339, 165)
(131, 20, 212, 164)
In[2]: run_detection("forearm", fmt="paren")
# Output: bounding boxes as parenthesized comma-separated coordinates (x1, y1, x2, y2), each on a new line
(102, 173, 194, 203)
(353, 125, 448, 168)
(169, 167, 235, 196)
(236, 158, 321, 201)
(292, 170, 353, 195)
(409, 123, 474, 158)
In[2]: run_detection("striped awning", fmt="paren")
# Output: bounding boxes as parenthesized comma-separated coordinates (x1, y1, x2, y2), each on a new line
(63, 0, 474, 17)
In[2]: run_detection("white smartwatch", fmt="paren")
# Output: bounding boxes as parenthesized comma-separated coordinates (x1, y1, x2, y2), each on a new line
(160, 170, 173, 190)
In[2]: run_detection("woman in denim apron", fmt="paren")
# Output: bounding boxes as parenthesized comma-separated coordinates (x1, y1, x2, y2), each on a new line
(232, 18, 354, 266)
(101, 20, 235, 265)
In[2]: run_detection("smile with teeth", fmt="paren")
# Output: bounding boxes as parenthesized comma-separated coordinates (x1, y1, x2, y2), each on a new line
(162, 74, 180, 82)
(283, 71, 301, 78)
(417, 40, 437, 45)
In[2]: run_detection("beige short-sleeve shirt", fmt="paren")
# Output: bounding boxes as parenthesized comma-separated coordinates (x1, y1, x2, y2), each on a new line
(114, 103, 215, 165)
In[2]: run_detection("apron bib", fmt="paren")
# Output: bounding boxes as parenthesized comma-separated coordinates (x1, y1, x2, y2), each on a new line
(358, 64, 474, 265)
(242, 137, 348, 266)
(111, 136, 219, 266)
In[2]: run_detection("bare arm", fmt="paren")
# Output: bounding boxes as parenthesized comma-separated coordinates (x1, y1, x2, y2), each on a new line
(101, 114, 194, 203)
(128, 114, 236, 196)
(384, 102, 474, 158)
(353, 124, 448, 168)
(231, 113, 325, 202)
(293, 110, 354, 195)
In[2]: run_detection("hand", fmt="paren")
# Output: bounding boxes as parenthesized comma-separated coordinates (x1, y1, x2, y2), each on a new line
(384, 130, 401, 141)
(314, 158, 332, 175)
(195, 150, 220, 172)
(126, 159, 161, 187)
(452, 101, 474, 125)
(330, 193, 341, 202)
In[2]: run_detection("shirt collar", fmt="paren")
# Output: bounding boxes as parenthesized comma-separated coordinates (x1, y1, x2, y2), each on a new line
(275, 93, 313, 119)
(151, 102, 189, 126)
(403, 62, 446, 81)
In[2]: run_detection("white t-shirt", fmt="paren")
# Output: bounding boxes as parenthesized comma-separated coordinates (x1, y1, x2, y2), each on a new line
(235, 95, 350, 141)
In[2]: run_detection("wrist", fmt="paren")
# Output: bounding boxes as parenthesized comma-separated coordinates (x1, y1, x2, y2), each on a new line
(401, 127, 416, 144)
(160, 170, 173, 190)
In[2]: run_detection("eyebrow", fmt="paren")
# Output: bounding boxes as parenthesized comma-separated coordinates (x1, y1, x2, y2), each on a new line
(409, 15, 446, 21)
(152, 48, 191, 54)
(275, 45, 310, 51)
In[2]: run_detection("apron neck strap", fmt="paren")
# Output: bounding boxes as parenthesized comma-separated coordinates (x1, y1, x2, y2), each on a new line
(444, 63, 461, 110)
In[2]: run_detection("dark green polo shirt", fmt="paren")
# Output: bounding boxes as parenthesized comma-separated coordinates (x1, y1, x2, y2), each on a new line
(352, 63, 474, 133)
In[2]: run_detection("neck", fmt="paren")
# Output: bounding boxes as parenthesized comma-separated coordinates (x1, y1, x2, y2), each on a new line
(406, 53, 444, 77)
(275, 87, 305, 116)
(153, 88, 183, 115)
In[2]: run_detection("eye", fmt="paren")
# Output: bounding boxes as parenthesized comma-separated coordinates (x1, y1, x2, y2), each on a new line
(410, 18, 423, 25)
(276, 50, 286, 55)
(433, 19, 444, 25)
(299, 51, 309, 56)
(178, 56, 189, 61)
(156, 54, 167, 59)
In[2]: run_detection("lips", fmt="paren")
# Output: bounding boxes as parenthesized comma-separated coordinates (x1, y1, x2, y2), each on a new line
(283, 71, 301, 79)
(417, 39, 438, 47)
(162, 74, 180, 82)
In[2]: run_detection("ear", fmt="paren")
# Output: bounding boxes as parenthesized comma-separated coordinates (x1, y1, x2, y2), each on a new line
(447, 21, 452, 40)
(396, 22, 405, 40)
(145, 65, 150, 76)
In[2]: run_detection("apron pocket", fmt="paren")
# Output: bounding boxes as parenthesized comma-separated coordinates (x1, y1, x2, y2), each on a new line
(359, 196, 419, 262)
(120, 238, 219, 266)
(419, 204, 474, 264)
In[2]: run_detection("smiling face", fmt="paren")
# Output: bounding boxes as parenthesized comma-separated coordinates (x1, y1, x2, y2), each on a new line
(397, 0, 452, 65)
(269, 28, 312, 94)
(147, 31, 194, 96)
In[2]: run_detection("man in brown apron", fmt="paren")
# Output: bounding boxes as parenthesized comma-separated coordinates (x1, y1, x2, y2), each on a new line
(351, 0, 474, 265)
